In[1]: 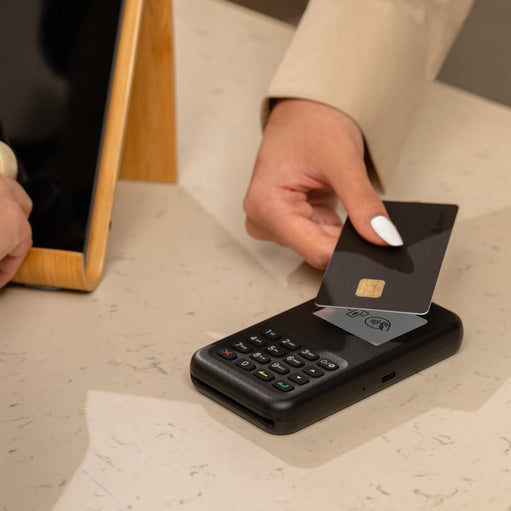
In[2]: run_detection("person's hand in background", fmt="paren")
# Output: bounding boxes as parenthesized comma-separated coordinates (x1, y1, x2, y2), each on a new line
(0, 146, 33, 288)
(243, 98, 403, 269)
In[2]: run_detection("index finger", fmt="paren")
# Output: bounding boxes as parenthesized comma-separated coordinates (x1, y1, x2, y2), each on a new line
(0, 175, 33, 218)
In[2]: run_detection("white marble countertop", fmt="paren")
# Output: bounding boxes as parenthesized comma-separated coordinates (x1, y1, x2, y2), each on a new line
(2, 0, 511, 509)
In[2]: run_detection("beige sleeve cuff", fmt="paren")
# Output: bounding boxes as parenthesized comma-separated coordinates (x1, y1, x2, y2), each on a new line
(264, 0, 474, 188)
(0, 141, 18, 179)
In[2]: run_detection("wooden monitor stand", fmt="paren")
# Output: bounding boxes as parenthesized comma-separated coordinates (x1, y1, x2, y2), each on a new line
(11, 0, 177, 291)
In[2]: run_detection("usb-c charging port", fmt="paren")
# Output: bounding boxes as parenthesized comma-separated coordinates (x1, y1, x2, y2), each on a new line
(381, 371, 396, 383)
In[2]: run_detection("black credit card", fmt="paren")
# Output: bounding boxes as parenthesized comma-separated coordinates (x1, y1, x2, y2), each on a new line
(315, 201, 458, 315)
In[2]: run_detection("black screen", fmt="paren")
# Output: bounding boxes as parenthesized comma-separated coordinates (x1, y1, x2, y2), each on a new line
(0, 0, 124, 252)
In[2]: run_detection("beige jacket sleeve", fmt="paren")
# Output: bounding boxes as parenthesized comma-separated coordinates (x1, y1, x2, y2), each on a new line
(265, 0, 475, 188)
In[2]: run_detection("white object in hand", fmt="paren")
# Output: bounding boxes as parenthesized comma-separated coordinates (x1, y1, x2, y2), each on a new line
(0, 140, 18, 179)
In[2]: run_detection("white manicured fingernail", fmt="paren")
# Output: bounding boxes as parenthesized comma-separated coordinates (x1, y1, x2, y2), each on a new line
(370, 215, 404, 246)
(0, 141, 18, 179)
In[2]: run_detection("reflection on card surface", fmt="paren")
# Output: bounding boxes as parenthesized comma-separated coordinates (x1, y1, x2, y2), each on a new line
(314, 307, 428, 346)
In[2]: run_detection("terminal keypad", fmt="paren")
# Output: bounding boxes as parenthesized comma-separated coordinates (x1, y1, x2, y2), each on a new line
(215, 326, 347, 392)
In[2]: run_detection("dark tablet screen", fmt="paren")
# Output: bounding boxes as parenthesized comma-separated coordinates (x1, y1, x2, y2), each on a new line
(0, 0, 124, 252)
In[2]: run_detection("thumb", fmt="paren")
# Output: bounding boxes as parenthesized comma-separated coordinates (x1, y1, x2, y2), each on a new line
(330, 160, 403, 247)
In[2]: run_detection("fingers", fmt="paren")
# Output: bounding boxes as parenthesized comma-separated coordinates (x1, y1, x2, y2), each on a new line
(0, 175, 33, 287)
(246, 211, 341, 269)
(0, 230, 32, 288)
(0, 174, 33, 219)
(244, 179, 342, 268)
(274, 215, 341, 269)
(326, 158, 403, 247)
(3, 178, 33, 217)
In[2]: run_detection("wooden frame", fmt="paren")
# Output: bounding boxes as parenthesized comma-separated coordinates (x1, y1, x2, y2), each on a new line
(11, 0, 177, 291)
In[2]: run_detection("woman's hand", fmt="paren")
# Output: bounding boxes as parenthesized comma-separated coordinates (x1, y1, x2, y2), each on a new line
(0, 174, 33, 288)
(243, 98, 402, 269)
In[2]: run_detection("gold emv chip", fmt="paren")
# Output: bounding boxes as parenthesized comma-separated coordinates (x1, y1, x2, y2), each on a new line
(355, 278, 385, 298)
